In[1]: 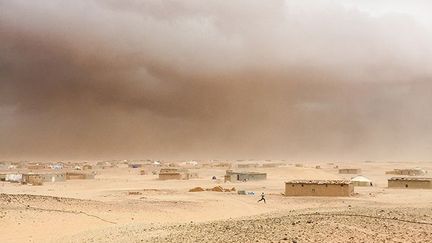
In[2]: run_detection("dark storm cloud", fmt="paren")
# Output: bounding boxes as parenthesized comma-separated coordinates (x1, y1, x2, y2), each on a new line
(1, 0, 432, 161)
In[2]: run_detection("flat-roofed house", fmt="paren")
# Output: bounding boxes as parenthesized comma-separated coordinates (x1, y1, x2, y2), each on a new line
(22, 173, 44, 185)
(224, 170, 267, 182)
(338, 168, 361, 174)
(23, 172, 66, 183)
(385, 169, 426, 176)
(388, 177, 432, 189)
(285, 179, 353, 197)
(66, 171, 95, 180)
(158, 168, 195, 180)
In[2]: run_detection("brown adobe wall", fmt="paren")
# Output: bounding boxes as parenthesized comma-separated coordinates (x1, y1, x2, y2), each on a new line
(388, 180, 432, 189)
(285, 183, 353, 196)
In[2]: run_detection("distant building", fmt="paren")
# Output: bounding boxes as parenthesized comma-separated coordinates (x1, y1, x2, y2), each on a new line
(158, 168, 196, 180)
(50, 163, 64, 170)
(212, 162, 231, 168)
(285, 180, 354, 197)
(385, 168, 426, 176)
(388, 177, 432, 189)
(185, 171, 199, 179)
(5, 173, 23, 183)
(261, 162, 285, 168)
(237, 163, 259, 169)
(338, 168, 361, 174)
(83, 164, 93, 170)
(23, 172, 66, 183)
(96, 161, 116, 169)
(66, 171, 95, 180)
(179, 161, 198, 167)
(0, 172, 7, 181)
(159, 172, 182, 180)
(1, 171, 67, 184)
(128, 164, 143, 168)
(0, 161, 12, 170)
(22, 173, 44, 185)
(27, 163, 47, 170)
(224, 170, 267, 182)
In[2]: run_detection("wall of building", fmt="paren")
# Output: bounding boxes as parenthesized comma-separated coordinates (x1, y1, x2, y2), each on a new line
(26, 175, 44, 185)
(66, 172, 94, 180)
(238, 164, 259, 168)
(285, 183, 353, 196)
(160, 168, 179, 173)
(83, 165, 93, 170)
(41, 173, 66, 182)
(225, 171, 267, 181)
(27, 165, 47, 170)
(66, 173, 86, 180)
(385, 169, 425, 176)
(159, 173, 182, 180)
(388, 180, 432, 189)
(262, 163, 284, 168)
(339, 169, 361, 174)
(238, 173, 267, 181)
(185, 172, 199, 179)
(22, 173, 66, 183)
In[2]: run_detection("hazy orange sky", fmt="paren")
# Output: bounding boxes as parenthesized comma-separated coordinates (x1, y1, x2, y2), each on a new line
(1, 0, 432, 161)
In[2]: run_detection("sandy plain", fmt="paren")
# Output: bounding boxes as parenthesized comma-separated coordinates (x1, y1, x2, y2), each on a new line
(1, 161, 432, 243)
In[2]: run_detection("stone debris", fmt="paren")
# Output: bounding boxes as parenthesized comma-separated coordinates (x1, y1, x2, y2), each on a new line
(189, 186, 235, 192)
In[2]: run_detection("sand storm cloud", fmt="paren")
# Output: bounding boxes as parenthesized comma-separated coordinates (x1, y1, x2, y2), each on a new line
(1, 0, 432, 160)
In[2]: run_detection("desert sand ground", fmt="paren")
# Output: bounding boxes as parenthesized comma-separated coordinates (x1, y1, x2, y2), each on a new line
(1, 161, 432, 242)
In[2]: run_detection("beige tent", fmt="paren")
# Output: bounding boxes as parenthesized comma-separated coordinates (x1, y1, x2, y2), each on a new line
(351, 175, 372, 187)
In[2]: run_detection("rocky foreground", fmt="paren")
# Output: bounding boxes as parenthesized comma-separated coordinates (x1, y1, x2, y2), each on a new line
(146, 208, 432, 243)
(65, 206, 432, 242)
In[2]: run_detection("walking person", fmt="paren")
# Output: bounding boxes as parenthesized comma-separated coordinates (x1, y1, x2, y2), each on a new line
(257, 192, 266, 203)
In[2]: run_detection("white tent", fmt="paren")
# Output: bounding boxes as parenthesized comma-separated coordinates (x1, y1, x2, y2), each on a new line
(351, 175, 372, 186)
(6, 173, 22, 183)
(50, 163, 63, 170)
(187, 161, 198, 166)
(413, 167, 427, 175)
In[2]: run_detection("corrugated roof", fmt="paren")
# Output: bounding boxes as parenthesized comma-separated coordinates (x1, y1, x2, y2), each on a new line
(285, 179, 351, 185)
(227, 171, 266, 175)
(388, 177, 432, 182)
